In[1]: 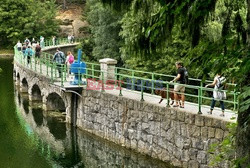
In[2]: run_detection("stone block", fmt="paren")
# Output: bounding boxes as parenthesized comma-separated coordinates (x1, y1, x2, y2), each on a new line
(215, 128, 224, 139)
(181, 149, 190, 162)
(197, 151, 207, 164)
(188, 160, 199, 168)
(175, 134, 184, 149)
(161, 118, 171, 131)
(187, 125, 201, 137)
(185, 113, 195, 124)
(195, 115, 204, 126)
(177, 111, 185, 122)
(212, 119, 221, 128)
(180, 123, 187, 137)
(208, 127, 215, 138)
(201, 126, 208, 140)
(170, 109, 177, 120)
(191, 138, 204, 150)
(160, 150, 170, 162)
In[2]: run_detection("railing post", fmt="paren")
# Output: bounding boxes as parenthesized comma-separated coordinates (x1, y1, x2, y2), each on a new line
(198, 86, 202, 114)
(140, 79, 144, 101)
(101, 71, 105, 92)
(115, 67, 118, 86)
(131, 70, 135, 90)
(61, 65, 64, 87)
(50, 63, 54, 83)
(78, 67, 80, 87)
(166, 82, 170, 107)
(233, 87, 237, 111)
(46, 55, 49, 76)
(64, 64, 67, 82)
(91, 64, 94, 79)
(200, 81, 203, 105)
(35, 57, 37, 72)
(119, 76, 122, 96)
(40, 58, 42, 74)
(151, 73, 154, 94)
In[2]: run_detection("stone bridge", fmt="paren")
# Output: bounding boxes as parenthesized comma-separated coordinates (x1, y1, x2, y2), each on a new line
(13, 43, 235, 168)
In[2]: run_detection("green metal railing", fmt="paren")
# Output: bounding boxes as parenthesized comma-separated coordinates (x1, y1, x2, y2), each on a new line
(14, 39, 239, 114)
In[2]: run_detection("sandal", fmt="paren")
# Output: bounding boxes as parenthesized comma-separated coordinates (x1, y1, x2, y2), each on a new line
(220, 113, 225, 117)
(173, 104, 179, 107)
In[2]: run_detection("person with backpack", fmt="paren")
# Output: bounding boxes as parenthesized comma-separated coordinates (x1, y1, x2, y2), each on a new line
(65, 51, 74, 76)
(170, 61, 188, 108)
(25, 46, 34, 65)
(53, 48, 65, 78)
(205, 73, 226, 117)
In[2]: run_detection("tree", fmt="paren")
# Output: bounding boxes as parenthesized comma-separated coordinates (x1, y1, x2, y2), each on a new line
(85, 0, 124, 64)
(100, 0, 250, 166)
(0, 0, 59, 48)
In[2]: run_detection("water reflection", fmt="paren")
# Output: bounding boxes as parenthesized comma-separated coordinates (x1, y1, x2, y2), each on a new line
(15, 88, 173, 168)
(32, 108, 43, 127)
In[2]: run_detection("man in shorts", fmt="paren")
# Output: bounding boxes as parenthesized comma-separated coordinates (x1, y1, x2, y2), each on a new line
(170, 61, 186, 108)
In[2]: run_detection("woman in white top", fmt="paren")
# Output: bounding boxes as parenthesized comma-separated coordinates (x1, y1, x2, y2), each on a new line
(205, 74, 226, 117)
(16, 41, 22, 51)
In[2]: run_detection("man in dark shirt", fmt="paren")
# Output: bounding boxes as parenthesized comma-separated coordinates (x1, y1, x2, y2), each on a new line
(170, 61, 186, 108)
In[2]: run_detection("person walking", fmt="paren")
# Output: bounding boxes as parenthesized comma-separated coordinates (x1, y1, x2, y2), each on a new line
(170, 61, 187, 108)
(35, 43, 41, 63)
(53, 48, 65, 78)
(24, 37, 30, 46)
(25, 46, 33, 65)
(65, 51, 74, 76)
(52, 36, 56, 46)
(16, 41, 22, 51)
(40, 36, 45, 48)
(205, 73, 226, 117)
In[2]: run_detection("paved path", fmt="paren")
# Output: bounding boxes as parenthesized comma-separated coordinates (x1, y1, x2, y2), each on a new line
(17, 44, 237, 123)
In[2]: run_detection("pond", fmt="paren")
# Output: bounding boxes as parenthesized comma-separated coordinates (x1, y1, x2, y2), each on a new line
(0, 58, 174, 168)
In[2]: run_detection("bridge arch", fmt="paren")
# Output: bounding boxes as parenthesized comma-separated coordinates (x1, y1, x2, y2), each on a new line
(17, 73, 20, 81)
(46, 92, 66, 112)
(30, 84, 42, 101)
(21, 78, 29, 92)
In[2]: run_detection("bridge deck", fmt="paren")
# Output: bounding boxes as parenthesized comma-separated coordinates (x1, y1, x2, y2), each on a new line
(16, 44, 237, 123)
(53, 80, 237, 123)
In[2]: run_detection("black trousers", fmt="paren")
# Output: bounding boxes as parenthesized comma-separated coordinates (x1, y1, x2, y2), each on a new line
(56, 64, 63, 77)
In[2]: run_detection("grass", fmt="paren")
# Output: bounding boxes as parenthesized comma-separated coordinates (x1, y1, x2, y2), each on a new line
(0, 49, 14, 55)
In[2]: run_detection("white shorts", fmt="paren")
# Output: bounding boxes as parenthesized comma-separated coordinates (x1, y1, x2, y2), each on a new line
(174, 84, 185, 93)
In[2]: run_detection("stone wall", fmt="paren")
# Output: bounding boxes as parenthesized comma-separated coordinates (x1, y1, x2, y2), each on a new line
(76, 89, 231, 168)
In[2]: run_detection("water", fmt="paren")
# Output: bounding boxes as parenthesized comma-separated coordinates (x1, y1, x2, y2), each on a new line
(0, 58, 174, 168)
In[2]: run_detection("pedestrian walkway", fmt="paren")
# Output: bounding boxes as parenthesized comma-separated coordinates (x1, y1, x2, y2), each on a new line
(14, 42, 237, 123)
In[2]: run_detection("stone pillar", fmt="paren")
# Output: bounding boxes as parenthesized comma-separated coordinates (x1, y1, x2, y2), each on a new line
(99, 58, 117, 83)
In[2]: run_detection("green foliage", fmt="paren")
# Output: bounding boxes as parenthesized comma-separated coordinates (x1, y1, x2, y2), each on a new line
(208, 123, 241, 167)
(85, 0, 123, 64)
(0, 0, 59, 48)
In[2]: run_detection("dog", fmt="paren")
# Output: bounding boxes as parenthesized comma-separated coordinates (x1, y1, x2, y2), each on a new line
(155, 88, 181, 105)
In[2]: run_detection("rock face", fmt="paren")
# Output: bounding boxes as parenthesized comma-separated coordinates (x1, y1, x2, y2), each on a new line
(56, 5, 88, 37)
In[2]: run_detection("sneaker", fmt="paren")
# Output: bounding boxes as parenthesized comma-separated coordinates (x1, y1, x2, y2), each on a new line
(207, 111, 212, 115)
(173, 104, 179, 107)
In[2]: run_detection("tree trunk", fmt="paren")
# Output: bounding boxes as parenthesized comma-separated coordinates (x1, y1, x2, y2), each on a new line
(236, 1, 250, 166)
(63, 0, 67, 9)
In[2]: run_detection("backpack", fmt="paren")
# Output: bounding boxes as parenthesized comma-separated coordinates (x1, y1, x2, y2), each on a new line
(57, 52, 65, 64)
(217, 76, 226, 89)
(68, 55, 74, 64)
(183, 68, 189, 84)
